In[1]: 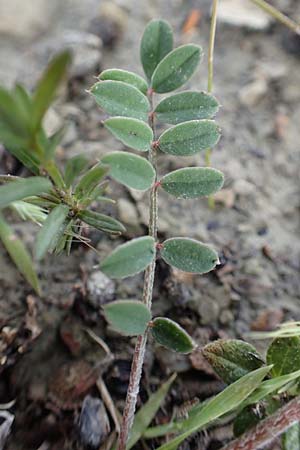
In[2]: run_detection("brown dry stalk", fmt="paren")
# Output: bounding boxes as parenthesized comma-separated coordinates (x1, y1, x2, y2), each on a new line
(221, 396, 300, 450)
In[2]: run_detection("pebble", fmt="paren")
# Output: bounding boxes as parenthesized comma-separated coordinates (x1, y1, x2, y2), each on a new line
(86, 271, 115, 308)
(117, 198, 140, 227)
(198, 300, 220, 325)
(218, 0, 271, 30)
(43, 107, 63, 136)
(233, 179, 256, 196)
(78, 395, 110, 449)
(239, 78, 268, 107)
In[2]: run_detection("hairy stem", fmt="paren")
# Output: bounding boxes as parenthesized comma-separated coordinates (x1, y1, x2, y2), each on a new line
(221, 396, 300, 450)
(117, 89, 158, 450)
(250, 0, 300, 35)
(206, 0, 218, 209)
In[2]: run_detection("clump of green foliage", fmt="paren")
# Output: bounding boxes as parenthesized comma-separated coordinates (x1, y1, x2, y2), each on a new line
(89, 19, 224, 449)
(0, 52, 124, 294)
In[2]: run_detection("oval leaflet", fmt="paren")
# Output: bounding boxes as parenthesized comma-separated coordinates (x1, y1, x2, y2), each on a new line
(160, 167, 224, 199)
(103, 300, 151, 336)
(104, 117, 153, 152)
(100, 236, 156, 279)
(151, 317, 195, 354)
(160, 237, 219, 274)
(99, 69, 148, 94)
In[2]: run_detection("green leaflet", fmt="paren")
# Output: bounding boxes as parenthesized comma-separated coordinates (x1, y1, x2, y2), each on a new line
(64, 154, 89, 187)
(160, 167, 224, 199)
(104, 117, 153, 152)
(158, 120, 221, 156)
(267, 337, 300, 377)
(282, 423, 300, 450)
(127, 374, 176, 449)
(74, 163, 109, 199)
(0, 86, 29, 137)
(156, 366, 272, 450)
(78, 210, 125, 235)
(140, 19, 173, 80)
(32, 51, 71, 129)
(103, 300, 151, 336)
(91, 80, 150, 121)
(102, 152, 155, 191)
(151, 44, 202, 93)
(100, 236, 156, 279)
(99, 69, 148, 94)
(155, 91, 220, 124)
(160, 238, 219, 274)
(35, 204, 70, 260)
(151, 317, 195, 354)
(203, 339, 265, 384)
(0, 213, 40, 294)
(0, 177, 52, 209)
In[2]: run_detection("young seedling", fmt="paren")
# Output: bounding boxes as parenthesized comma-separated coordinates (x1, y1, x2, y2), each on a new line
(0, 52, 125, 294)
(90, 19, 224, 449)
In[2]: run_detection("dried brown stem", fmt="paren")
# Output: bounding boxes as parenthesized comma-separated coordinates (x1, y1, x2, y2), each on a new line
(221, 396, 300, 450)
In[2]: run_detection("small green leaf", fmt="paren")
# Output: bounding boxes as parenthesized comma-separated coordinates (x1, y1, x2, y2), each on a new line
(203, 339, 265, 384)
(127, 373, 176, 449)
(0, 87, 29, 137)
(158, 120, 221, 156)
(99, 69, 148, 94)
(151, 44, 202, 94)
(78, 210, 125, 235)
(104, 117, 153, 152)
(103, 300, 151, 336)
(157, 366, 272, 450)
(91, 80, 150, 121)
(151, 318, 195, 354)
(74, 163, 109, 199)
(35, 204, 69, 260)
(64, 154, 89, 187)
(32, 51, 71, 129)
(140, 19, 173, 80)
(102, 152, 155, 191)
(160, 238, 219, 274)
(267, 337, 300, 377)
(0, 177, 52, 209)
(155, 91, 220, 125)
(0, 213, 40, 294)
(100, 236, 155, 279)
(160, 167, 224, 199)
(282, 423, 300, 450)
(233, 406, 261, 437)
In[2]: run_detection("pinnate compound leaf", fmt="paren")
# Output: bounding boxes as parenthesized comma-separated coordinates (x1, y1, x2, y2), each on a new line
(151, 318, 195, 354)
(100, 236, 155, 279)
(91, 80, 150, 121)
(140, 19, 173, 80)
(35, 204, 70, 260)
(32, 51, 71, 129)
(203, 339, 265, 384)
(103, 300, 151, 336)
(99, 69, 148, 95)
(74, 163, 109, 199)
(78, 210, 125, 235)
(158, 120, 220, 156)
(104, 117, 153, 152)
(0, 213, 40, 294)
(155, 91, 220, 125)
(102, 152, 155, 191)
(151, 44, 202, 93)
(0, 177, 52, 209)
(160, 167, 224, 199)
(160, 238, 219, 274)
(127, 373, 177, 449)
(157, 366, 272, 450)
(267, 337, 300, 377)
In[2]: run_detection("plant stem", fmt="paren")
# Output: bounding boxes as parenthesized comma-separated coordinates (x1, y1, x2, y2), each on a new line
(117, 89, 158, 450)
(250, 0, 300, 35)
(206, 0, 218, 209)
(221, 396, 300, 450)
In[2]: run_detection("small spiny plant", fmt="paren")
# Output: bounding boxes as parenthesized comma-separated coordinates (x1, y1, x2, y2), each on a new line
(0, 52, 125, 294)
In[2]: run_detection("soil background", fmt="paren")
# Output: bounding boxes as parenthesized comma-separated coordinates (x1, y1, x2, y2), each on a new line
(0, 0, 299, 449)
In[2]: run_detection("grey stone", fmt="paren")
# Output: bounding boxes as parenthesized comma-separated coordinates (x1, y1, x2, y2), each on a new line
(86, 271, 115, 308)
